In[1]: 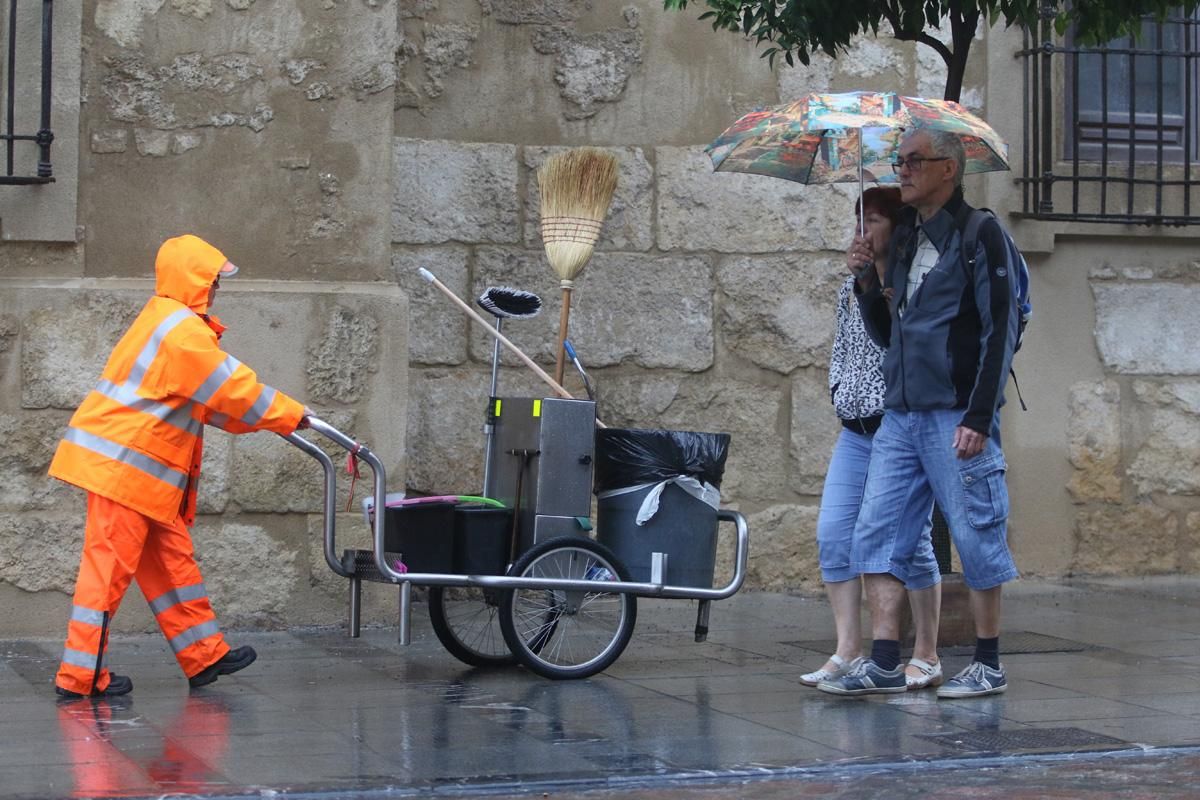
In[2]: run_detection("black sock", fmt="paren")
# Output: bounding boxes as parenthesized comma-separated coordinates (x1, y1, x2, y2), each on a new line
(870, 640, 901, 672)
(974, 636, 1000, 669)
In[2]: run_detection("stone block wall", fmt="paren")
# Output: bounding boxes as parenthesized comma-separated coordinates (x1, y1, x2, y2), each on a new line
(1062, 260, 1200, 577)
(79, 0, 397, 282)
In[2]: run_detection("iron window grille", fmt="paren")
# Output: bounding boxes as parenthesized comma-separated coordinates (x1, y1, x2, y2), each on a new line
(1019, 4, 1200, 225)
(1, 0, 54, 185)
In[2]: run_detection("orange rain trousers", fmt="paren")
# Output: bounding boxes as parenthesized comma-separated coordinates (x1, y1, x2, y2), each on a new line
(55, 493, 230, 695)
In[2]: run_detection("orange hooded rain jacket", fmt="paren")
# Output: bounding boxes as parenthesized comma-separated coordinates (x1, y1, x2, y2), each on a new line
(49, 235, 304, 524)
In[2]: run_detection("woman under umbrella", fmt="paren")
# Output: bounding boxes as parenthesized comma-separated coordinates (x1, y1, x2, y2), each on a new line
(799, 187, 942, 691)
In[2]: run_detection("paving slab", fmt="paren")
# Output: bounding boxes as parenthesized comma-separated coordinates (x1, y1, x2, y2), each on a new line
(3, 576, 1200, 798)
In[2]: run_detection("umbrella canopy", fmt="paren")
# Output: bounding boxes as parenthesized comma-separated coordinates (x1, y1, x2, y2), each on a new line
(706, 91, 1009, 186)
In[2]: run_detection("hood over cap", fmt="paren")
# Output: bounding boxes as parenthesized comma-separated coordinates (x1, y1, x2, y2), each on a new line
(155, 235, 230, 314)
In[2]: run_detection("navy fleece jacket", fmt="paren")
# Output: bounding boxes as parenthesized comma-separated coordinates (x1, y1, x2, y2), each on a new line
(855, 190, 1019, 436)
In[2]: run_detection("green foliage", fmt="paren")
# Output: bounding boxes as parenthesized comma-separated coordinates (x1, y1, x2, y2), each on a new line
(663, 0, 1200, 68)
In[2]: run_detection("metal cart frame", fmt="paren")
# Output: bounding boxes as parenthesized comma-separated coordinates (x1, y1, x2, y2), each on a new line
(286, 417, 750, 680)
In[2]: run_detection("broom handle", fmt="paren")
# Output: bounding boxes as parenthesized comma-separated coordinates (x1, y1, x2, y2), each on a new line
(418, 268, 607, 429)
(554, 286, 572, 387)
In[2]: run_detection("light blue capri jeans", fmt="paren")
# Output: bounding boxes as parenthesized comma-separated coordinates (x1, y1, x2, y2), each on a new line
(817, 426, 941, 591)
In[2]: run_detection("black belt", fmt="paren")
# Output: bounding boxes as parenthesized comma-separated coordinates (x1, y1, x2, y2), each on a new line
(841, 414, 883, 435)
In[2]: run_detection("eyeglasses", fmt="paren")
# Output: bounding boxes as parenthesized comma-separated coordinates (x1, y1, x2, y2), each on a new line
(891, 155, 950, 174)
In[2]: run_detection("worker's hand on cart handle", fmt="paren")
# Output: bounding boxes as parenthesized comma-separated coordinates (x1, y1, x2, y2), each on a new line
(296, 406, 316, 430)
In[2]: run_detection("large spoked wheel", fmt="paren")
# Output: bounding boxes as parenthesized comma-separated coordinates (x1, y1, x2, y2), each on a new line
(428, 586, 517, 667)
(500, 537, 637, 680)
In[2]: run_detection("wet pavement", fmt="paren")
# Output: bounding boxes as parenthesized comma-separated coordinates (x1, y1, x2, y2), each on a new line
(3, 576, 1200, 799)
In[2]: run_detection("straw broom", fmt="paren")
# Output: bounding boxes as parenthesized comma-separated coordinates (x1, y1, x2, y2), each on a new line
(538, 148, 619, 386)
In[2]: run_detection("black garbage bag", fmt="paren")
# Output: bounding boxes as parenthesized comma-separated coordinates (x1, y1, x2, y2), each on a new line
(594, 428, 731, 493)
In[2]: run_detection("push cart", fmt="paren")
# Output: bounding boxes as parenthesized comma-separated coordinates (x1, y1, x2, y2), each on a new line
(285, 401, 750, 681)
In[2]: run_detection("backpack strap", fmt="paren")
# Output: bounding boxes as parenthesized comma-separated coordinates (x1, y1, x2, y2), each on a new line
(955, 206, 994, 275)
(955, 206, 1029, 411)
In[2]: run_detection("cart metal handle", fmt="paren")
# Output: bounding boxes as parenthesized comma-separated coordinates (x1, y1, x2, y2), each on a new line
(281, 427, 350, 579)
(283, 416, 399, 582)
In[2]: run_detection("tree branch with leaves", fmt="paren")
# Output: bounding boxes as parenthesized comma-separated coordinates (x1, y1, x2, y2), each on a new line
(663, 0, 1200, 102)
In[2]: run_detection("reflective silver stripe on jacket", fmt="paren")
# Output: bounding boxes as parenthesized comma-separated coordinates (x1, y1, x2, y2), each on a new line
(70, 605, 106, 627)
(169, 620, 221, 653)
(61, 647, 99, 669)
(90, 307, 201, 440)
(148, 583, 209, 616)
(94, 379, 201, 438)
(192, 355, 243, 406)
(64, 428, 189, 490)
(242, 386, 276, 426)
(127, 308, 194, 387)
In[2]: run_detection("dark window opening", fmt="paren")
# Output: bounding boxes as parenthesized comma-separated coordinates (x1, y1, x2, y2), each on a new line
(1020, 8, 1200, 225)
(1, 0, 55, 186)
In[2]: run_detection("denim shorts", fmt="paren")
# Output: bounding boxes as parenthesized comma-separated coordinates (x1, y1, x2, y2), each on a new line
(817, 427, 940, 590)
(849, 409, 1019, 591)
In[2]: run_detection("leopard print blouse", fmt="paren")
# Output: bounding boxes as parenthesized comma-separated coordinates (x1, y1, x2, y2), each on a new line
(828, 276, 887, 422)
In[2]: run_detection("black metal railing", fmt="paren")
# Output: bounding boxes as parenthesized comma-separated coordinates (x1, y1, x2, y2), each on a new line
(1018, 4, 1200, 225)
(2, 0, 54, 185)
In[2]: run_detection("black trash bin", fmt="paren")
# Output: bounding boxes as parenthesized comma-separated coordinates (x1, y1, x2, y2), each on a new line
(594, 428, 731, 588)
(383, 501, 456, 572)
(452, 504, 513, 575)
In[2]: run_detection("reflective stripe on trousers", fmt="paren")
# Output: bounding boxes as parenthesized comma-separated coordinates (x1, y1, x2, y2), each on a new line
(55, 493, 230, 695)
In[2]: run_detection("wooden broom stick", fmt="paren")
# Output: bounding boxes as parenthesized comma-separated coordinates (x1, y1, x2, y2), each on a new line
(555, 287, 572, 386)
(418, 268, 607, 429)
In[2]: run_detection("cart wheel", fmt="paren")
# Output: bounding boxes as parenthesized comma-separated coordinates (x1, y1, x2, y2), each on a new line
(500, 537, 637, 680)
(428, 586, 517, 667)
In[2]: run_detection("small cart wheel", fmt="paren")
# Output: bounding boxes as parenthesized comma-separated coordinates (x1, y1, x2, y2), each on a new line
(500, 536, 637, 680)
(428, 586, 517, 667)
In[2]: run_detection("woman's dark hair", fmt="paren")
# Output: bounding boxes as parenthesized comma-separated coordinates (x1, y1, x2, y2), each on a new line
(854, 186, 904, 225)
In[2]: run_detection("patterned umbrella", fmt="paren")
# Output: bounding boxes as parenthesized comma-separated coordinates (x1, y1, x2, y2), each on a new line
(706, 91, 1009, 187)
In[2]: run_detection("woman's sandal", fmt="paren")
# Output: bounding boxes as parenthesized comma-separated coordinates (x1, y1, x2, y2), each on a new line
(905, 657, 943, 690)
(800, 654, 863, 687)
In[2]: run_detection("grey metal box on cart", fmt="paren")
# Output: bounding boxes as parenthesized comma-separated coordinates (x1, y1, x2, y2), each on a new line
(483, 397, 595, 554)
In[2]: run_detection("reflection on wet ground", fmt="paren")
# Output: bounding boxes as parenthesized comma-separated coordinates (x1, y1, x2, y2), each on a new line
(3, 577, 1200, 798)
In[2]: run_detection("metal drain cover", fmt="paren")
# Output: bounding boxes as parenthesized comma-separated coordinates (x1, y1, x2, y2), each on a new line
(919, 727, 1132, 753)
(783, 631, 1094, 657)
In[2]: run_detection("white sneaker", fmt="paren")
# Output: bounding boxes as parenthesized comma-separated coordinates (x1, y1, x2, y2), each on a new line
(800, 654, 863, 687)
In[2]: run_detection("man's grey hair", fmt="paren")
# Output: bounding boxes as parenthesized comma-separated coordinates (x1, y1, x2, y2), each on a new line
(925, 130, 965, 187)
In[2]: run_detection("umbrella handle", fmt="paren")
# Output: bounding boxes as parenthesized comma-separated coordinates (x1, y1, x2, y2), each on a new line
(858, 136, 866, 240)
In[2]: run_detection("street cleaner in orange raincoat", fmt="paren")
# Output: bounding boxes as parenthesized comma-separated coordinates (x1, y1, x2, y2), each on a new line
(49, 235, 311, 699)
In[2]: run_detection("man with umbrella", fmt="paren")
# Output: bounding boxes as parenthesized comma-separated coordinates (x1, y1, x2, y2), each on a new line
(817, 128, 1020, 698)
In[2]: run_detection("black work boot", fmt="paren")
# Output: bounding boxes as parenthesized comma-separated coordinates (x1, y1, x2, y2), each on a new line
(188, 646, 257, 689)
(55, 674, 134, 700)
